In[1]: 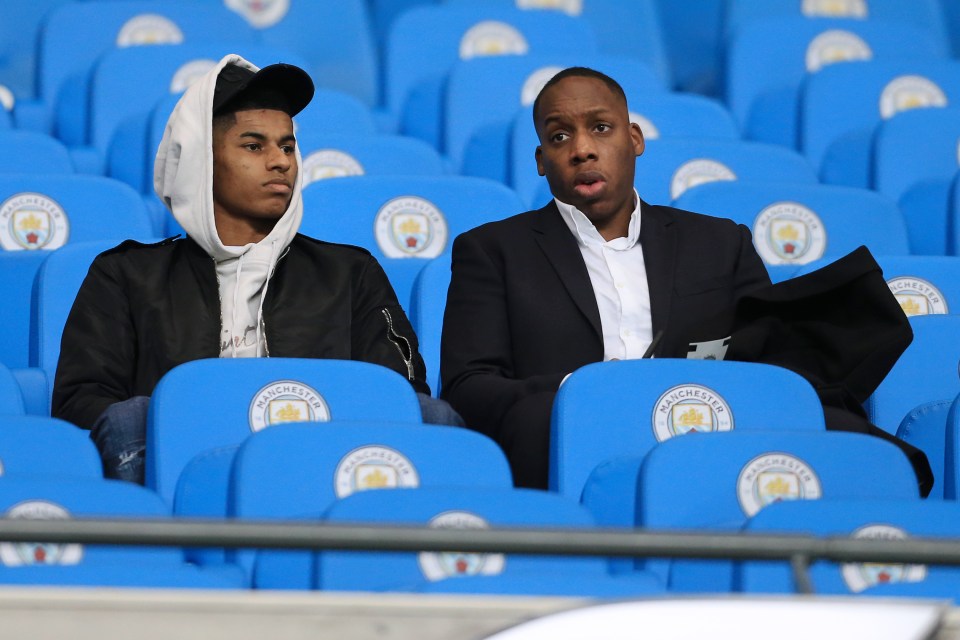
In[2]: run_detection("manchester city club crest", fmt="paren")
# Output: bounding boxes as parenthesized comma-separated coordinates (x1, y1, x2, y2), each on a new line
(115, 14, 184, 47)
(887, 276, 948, 316)
(520, 66, 564, 106)
(0, 192, 70, 251)
(879, 75, 947, 120)
(801, 0, 867, 18)
(630, 112, 660, 140)
(669, 159, 736, 200)
(841, 524, 927, 593)
(459, 21, 529, 59)
(736, 452, 822, 517)
(753, 201, 826, 265)
(517, 0, 583, 16)
(333, 445, 420, 498)
(804, 30, 873, 73)
(302, 150, 365, 186)
(0, 501, 83, 567)
(652, 384, 734, 442)
(225, 0, 290, 28)
(374, 196, 448, 258)
(247, 380, 330, 432)
(417, 511, 506, 581)
(169, 59, 218, 93)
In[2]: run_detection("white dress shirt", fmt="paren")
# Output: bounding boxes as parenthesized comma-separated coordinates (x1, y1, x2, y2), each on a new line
(555, 191, 653, 361)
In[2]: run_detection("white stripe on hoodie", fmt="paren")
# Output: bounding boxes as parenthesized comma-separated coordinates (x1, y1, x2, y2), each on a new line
(153, 54, 304, 358)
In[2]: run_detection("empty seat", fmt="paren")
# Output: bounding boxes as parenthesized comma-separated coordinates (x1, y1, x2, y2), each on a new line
(0, 416, 101, 479)
(726, 17, 945, 148)
(739, 498, 960, 595)
(0, 131, 73, 175)
(296, 134, 446, 189)
(0, 252, 49, 370)
(639, 430, 920, 590)
(866, 315, 960, 434)
(147, 358, 423, 503)
(800, 59, 960, 186)
(409, 254, 451, 396)
(895, 399, 953, 500)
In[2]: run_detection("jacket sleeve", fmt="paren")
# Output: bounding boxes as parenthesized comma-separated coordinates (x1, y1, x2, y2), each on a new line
(51, 254, 137, 430)
(733, 222, 773, 297)
(351, 254, 430, 395)
(440, 230, 565, 439)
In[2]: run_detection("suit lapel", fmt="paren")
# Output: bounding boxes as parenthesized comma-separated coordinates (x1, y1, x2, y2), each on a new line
(640, 201, 677, 337)
(532, 202, 603, 339)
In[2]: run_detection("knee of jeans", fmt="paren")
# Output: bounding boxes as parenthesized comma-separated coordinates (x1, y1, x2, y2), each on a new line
(417, 393, 466, 427)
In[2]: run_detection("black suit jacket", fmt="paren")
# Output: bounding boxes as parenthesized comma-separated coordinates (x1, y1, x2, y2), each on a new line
(440, 200, 771, 439)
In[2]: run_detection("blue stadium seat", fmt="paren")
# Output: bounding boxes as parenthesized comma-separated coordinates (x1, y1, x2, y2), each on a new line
(234, 421, 511, 584)
(316, 486, 663, 596)
(895, 399, 952, 500)
(0, 364, 25, 418)
(99, 44, 310, 189)
(872, 255, 960, 317)
(800, 59, 960, 186)
(0, 175, 154, 252)
(0, 131, 74, 174)
(446, 0, 671, 87)
(19, 2, 256, 143)
(630, 139, 817, 208)
(0, 477, 244, 589)
(300, 174, 524, 268)
(873, 108, 960, 255)
(0, 0, 74, 103)
(725, 0, 950, 51)
(30, 240, 161, 416)
(223, 0, 379, 107)
(385, 5, 598, 145)
(296, 134, 446, 189)
(655, 0, 725, 95)
(726, 17, 945, 149)
(512, 95, 740, 207)
(553, 360, 825, 525)
(0, 252, 49, 370)
(368, 0, 435, 42)
(866, 315, 960, 434)
(448, 53, 665, 179)
(294, 90, 378, 138)
(146, 358, 423, 504)
(639, 430, 920, 591)
(739, 498, 960, 595)
(0, 416, 101, 479)
(409, 255, 451, 396)
(673, 182, 910, 282)
(942, 394, 960, 500)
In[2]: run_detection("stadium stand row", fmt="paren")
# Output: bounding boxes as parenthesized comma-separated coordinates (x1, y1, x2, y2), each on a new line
(0, 0, 957, 607)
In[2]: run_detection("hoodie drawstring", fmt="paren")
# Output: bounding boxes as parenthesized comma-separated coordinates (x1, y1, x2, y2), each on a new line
(231, 253, 245, 358)
(255, 240, 280, 358)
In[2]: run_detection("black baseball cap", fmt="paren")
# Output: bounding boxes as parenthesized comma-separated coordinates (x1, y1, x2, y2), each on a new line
(212, 61, 314, 117)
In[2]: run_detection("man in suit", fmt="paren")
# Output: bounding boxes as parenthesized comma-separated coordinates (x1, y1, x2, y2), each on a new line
(440, 67, 771, 488)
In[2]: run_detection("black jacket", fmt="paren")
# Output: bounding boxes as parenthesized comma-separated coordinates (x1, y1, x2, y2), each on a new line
(52, 234, 429, 429)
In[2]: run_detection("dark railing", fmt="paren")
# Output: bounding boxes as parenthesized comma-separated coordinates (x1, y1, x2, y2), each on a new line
(0, 518, 957, 595)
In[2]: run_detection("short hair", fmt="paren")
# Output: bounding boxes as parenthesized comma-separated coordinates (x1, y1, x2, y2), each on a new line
(531, 66, 628, 129)
(212, 88, 292, 139)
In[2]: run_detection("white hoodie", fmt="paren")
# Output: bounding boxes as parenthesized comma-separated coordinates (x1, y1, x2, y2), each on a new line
(154, 54, 303, 358)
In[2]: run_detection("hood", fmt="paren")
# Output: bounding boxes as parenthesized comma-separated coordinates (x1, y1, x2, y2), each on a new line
(153, 53, 303, 261)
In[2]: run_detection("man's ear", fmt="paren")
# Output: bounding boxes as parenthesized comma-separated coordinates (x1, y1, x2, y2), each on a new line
(630, 122, 645, 157)
(535, 146, 545, 176)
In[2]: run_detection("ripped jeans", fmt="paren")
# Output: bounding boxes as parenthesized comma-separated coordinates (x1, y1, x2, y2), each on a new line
(90, 393, 465, 485)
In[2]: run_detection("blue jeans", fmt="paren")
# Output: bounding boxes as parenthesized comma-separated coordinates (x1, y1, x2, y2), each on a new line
(90, 393, 464, 485)
(90, 396, 149, 484)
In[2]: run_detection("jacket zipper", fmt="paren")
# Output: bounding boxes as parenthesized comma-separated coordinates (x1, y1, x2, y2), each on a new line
(381, 308, 416, 380)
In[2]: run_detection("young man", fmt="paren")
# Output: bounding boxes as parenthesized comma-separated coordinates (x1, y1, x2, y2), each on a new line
(440, 67, 771, 488)
(53, 55, 460, 483)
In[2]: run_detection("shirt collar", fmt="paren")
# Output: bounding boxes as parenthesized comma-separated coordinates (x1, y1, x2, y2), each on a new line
(555, 189, 642, 250)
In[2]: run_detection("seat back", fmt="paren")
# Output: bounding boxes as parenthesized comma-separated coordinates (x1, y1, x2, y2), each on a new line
(866, 315, 960, 433)
(0, 416, 100, 478)
(895, 399, 953, 500)
(0, 131, 73, 174)
(871, 255, 960, 318)
(673, 182, 910, 271)
(0, 252, 49, 369)
(300, 175, 525, 263)
(234, 421, 512, 578)
(297, 134, 445, 189)
(224, 0, 378, 107)
(318, 487, 604, 591)
(511, 95, 739, 207)
(634, 139, 818, 207)
(0, 364, 25, 417)
(146, 358, 422, 503)
(409, 254, 452, 396)
(800, 59, 960, 185)
(551, 359, 825, 500)
(740, 498, 960, 594)
(727, 17, 945, 148)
